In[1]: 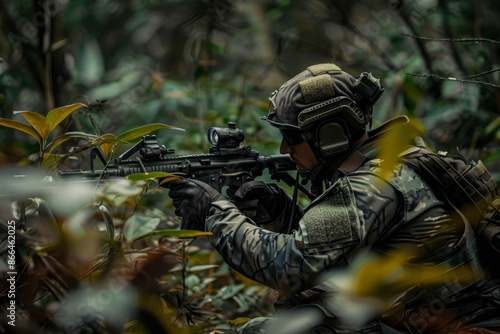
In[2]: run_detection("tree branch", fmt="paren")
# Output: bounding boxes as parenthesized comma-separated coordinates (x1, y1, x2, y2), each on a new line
(400, 33, 500, 45)
(406, 72, 500, 89)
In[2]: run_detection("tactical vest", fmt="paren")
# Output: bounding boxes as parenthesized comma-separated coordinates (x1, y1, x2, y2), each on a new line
(334, 116, 500, 332)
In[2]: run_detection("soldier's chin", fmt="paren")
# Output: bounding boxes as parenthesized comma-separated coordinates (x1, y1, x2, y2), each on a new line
(296, 164, 308, 171)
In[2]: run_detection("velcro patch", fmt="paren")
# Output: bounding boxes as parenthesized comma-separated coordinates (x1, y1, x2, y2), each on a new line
(300, 181, 360, 246)
(307, 63, 342, 75)
(299, 74, 335, 104)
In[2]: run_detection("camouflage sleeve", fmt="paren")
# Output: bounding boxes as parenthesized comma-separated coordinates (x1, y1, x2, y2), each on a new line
(206, 175, 402, 294)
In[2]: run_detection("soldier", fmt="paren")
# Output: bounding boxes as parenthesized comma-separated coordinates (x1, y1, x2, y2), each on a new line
(167, 64, 500, 333)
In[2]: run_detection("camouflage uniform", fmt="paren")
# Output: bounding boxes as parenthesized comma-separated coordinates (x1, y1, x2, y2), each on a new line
(168, 63, 500, 333)
(203, 128, 500, 333)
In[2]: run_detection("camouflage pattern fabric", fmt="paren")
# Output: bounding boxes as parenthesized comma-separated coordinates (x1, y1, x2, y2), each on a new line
(205, 161, 499, 333)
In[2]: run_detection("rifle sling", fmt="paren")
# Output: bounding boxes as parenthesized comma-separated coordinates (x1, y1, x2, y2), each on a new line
(337, 140, 381, 176)
(337, 115, 412, 176)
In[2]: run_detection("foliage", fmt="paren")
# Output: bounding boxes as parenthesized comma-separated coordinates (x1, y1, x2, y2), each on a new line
(0, 175, 274, 333)
(0, 0, 499, 333)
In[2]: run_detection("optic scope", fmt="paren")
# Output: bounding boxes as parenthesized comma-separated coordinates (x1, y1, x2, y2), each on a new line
(207, 122, 245, 148)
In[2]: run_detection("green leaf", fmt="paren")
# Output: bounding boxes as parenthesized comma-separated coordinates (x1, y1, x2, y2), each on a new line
(185, 274, 201, 288)
(14, 111, 50, 141)
(116, 123, 184, 143)
(190, 264, 219, 272)
(103, 179, 145, 196)
(123, 215, 161, 241)
(47, 132, 99, 153)
(0, 118, 42, 145)
(46, 103, 87, 133)
(484, 116, 500, 137)
(47, 137, 72, 154)
(91, 133, 117, 146)
(208, 40, 224, 54)
(60, 131, 99, 140)
(41, 153, 63, 167)
(219, 284, 244, 300)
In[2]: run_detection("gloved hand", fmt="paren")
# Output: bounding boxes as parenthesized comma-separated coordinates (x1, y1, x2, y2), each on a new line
(231, 181, 303, 232)
(165, 179, 221, 231)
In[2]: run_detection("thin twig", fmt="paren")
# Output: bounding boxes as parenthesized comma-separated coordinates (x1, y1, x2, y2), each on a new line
(406, 72, 500, 89)
(401, 33, 500, 45)
(468, 68, 500, 78)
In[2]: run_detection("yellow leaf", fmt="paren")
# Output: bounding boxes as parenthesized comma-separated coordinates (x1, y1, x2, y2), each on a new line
(91, 133, 117, 157)
(0, 118, 42, 145)
(14, 111, 50, 141)
(100, 142, 114, 157)
(46, 103, 87, 133)
(377, 119, 425, 179)
(132, 229, 212, 242)
(47, 137, 72, 155)
(91, 133, 117, 145)
(126, 172, 176, 181)
(158, 175, 183, 186)
(347, 249, 480, 304)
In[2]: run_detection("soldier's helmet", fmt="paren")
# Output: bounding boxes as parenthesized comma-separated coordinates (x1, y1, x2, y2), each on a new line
(263, 63, 384, 159)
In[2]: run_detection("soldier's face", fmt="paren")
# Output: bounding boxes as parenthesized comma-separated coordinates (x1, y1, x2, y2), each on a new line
(279, 138, 318, 171)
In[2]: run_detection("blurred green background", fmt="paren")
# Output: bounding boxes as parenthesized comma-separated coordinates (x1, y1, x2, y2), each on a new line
(0, 1, 499, 333)
(1, 0, 499, 168)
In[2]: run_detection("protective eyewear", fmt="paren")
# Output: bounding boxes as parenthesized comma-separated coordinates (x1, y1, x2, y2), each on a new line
(280, 129, 304, 146)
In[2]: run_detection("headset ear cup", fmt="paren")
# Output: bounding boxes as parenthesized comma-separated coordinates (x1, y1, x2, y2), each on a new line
(315, 105, 366, 157)
(317, 122, 350, 156)
(298, 97, 368, 157)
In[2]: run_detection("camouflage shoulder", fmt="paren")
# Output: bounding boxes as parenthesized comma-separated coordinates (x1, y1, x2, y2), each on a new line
(297, 179, 361, 254)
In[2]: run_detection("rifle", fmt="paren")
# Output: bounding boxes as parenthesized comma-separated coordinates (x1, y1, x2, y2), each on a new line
(58, 122, 315, 200)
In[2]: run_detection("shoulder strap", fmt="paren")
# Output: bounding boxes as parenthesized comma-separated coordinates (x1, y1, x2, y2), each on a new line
(336, 140, 381, 176)
(337, 116, 412, 176)
(400, 146, 500, 222)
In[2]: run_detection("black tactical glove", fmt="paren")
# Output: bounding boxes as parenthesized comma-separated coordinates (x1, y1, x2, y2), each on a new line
(166, 179, 221, 231)
(231, 181, 303, 233)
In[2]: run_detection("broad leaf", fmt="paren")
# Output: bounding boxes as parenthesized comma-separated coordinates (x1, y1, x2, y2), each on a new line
(13, 111, 50, 141)
(0, 118, 42, 145)
(123, 216, 161, 241)
(41, 153, 63, 167)
(116, 123, 184, 143)
(91, 133, 117, 145)
(47, 137, 72, 154)
(132, 229, 212, 242)
(190, 264, 219, 272)
(59, 131, 99, 140)
(46, 103, 87, 132)
(91, 133, 117, 156)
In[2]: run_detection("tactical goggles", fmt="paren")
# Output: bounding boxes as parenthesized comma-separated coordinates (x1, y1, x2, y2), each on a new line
(280, 129, 304, 146)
